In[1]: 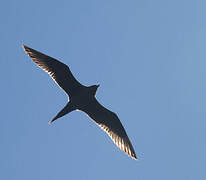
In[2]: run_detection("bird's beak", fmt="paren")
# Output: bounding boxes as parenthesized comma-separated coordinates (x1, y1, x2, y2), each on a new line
(97, 84, 100, 88)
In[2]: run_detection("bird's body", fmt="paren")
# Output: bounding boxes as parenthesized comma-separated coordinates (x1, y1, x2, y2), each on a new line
(51, 85, 99, 123)
(23, 45, 137, 160)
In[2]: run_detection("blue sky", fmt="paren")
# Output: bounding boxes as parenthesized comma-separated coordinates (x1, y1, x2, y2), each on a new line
(1, 0, 206, 179)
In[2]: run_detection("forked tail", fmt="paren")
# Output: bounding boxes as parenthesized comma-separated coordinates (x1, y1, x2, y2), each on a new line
(49, 102, 75, 124)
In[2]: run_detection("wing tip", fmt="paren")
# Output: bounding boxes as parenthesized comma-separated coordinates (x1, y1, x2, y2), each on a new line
(48, 120, 52, 125)
(48, 119, 55, 125)
(22, 44, 26, 50)
(125, 148, 138, 160)
(131, 153, 138, 160)
(22, 44, 30, 54)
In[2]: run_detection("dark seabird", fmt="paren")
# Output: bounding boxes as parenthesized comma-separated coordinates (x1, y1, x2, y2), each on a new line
(23, 45, 137, 160)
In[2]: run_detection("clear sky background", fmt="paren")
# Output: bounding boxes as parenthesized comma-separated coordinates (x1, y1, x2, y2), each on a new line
(1, 0, 206, 179)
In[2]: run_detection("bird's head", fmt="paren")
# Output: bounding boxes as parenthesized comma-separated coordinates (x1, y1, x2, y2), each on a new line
(90, 84, 100, 96)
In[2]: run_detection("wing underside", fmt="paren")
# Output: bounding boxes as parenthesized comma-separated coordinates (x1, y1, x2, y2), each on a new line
(23, 45, 85, 97)
(81, 98, 137, 160)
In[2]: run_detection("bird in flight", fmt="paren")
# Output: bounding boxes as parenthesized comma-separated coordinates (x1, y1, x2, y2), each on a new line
(23, 45, 137, 160)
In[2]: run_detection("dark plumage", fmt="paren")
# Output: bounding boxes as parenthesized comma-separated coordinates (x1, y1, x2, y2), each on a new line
(23, 45, 137, 160)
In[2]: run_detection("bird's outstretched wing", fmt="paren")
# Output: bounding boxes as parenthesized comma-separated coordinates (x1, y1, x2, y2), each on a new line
(23, 45, 85, 97)
(81, 98, 137, 160)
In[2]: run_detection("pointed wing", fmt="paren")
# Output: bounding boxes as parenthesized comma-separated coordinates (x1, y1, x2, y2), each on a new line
(23, 45, 85, 97)
(81, 98, 137, 160)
